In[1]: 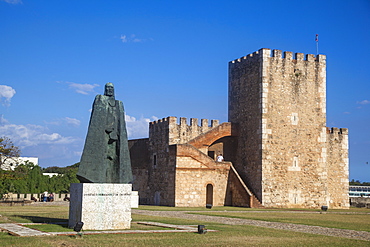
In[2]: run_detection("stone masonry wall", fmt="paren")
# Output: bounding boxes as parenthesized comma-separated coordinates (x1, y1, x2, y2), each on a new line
(174, 153, 231, 207)
(260, 49, 328, 208)
(326, 127, 350, 208)
(129, 138, 150, 204)
(167, 117, 220, 145)
(229, 50, 264, 200)
(226, 169, 253, 207)
(148, 116, 221, 206)
(148, 118, 176, 206)
(229, 48, 349, 208)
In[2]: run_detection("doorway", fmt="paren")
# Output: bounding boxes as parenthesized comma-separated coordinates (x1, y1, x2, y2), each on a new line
(206, 184, 213, 207)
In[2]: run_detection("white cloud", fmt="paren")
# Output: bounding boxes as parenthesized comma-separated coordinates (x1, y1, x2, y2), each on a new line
(0, 116, 83, 166)
(64, 117, 81, 126)
(0, 85, 16, 106)
(0, 118, 78, 148)
(1, 0, 22, 4)
(131, 34, 144, 43)
(357, 100, 370, 105)
(125, 114, 158, 139)
(47, 117, 81, 127)
(120, 34, 148, 43)
(0, 113, 158, 166)
(0, 115, 9, 124)
(120, 35, 127, 43)
(67, 82, 99, 95)
(45, 117, 81, 127)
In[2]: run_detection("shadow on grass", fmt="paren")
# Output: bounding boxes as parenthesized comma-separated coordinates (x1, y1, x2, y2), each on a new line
(14, 215, 68, 225)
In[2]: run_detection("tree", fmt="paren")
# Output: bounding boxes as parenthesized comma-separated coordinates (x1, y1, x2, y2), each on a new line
(43, 166, 63, 174)
(0, 161, 80, 195)
(349, 179, 370, 186)
(0, 136, 21, 169)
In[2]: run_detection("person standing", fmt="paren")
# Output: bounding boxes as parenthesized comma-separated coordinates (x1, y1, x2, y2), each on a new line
(43, 191, 48, 202)
(49, 192, 54, 202)
(216, 154, 224, 162)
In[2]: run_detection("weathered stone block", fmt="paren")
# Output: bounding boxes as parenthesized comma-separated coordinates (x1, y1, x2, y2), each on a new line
(68, 183, 132, 230)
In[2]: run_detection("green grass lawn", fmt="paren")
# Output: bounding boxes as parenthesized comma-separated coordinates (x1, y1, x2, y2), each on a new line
(25, 222, 174, 232)
(138, 205, 278, 211)
(0, 204, 70, 223)
(0, 204, 369, 247)
(191, 211, 370, 232)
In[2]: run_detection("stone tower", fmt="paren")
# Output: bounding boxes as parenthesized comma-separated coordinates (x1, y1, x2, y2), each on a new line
(228, 48, 349, 208)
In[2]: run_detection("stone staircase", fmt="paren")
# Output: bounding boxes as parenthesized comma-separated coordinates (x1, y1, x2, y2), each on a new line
(174, 125, 263, 208)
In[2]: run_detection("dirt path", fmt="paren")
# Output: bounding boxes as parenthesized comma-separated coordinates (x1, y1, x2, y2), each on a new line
(132, 209, 370, 241)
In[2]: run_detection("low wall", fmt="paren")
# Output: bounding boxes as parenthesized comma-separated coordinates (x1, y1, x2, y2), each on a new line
(2, 193, 70, 202)
(2, 192, 139, 206)
(350, 197, 370, 208)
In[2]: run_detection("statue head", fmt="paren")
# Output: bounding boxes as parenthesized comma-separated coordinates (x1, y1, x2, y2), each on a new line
(104, 83, 115, 97)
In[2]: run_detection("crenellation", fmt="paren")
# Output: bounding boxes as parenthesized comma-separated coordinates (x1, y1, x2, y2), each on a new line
(272, 49, 282, 58)
(231, 49, 325, 64)
(316, 54, 326, 62)
(211, 119, 219, 127)
(191, 118, 198, 126)
(340, 128, 348, 135)
(260, 48, 271, 58)
(150, 116, 221, 146)
(150, 117, 177, 137)
(168, 116, 177, 124)
(327, 127, 350, 136)
(180, 117, 187, 126)
(201, 119, 208, 127)
(156, 117, 214, 129)
(331, 127, 340, 134)
(230, 50, 263, 65)
(306, 54, 315, 62)
(284, 51, 293, 59)
(295, 53, 304, 60)
(326, 127, 349, 138)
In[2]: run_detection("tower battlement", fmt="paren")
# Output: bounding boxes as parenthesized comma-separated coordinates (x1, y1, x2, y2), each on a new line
(149, 116, 221, 145)
(327, 127, 349, 135)
(230, 48, 326, 65)
(149, 116, 176, 127)
(228, 48, 348, 209)
(149, 116, 219, 128)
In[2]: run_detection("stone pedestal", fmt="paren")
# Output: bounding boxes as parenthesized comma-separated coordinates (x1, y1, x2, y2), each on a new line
(131, 191, 139, 208)
(68, 183, 132, 230)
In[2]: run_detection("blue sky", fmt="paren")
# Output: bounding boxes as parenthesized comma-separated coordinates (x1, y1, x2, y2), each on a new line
(0, 0, 369, 182)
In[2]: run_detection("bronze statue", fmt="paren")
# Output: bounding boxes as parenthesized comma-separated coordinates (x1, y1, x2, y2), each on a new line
(77, 83, 132, 183)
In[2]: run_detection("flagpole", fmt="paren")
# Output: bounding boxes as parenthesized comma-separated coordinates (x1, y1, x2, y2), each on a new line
(316, 40, 319, 55)
(316, 34, 319, 55)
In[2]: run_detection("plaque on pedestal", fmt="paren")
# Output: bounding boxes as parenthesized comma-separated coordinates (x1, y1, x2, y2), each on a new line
(68, 183, 132, 230)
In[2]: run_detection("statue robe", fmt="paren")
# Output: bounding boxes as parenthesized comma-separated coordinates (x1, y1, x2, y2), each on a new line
(77, 94, 132, 183)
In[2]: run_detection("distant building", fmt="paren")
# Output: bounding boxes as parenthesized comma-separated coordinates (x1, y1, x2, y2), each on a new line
(0, 157, 39, 171)
(42, 173, 61, 177)
(349, 186, 370, 198)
